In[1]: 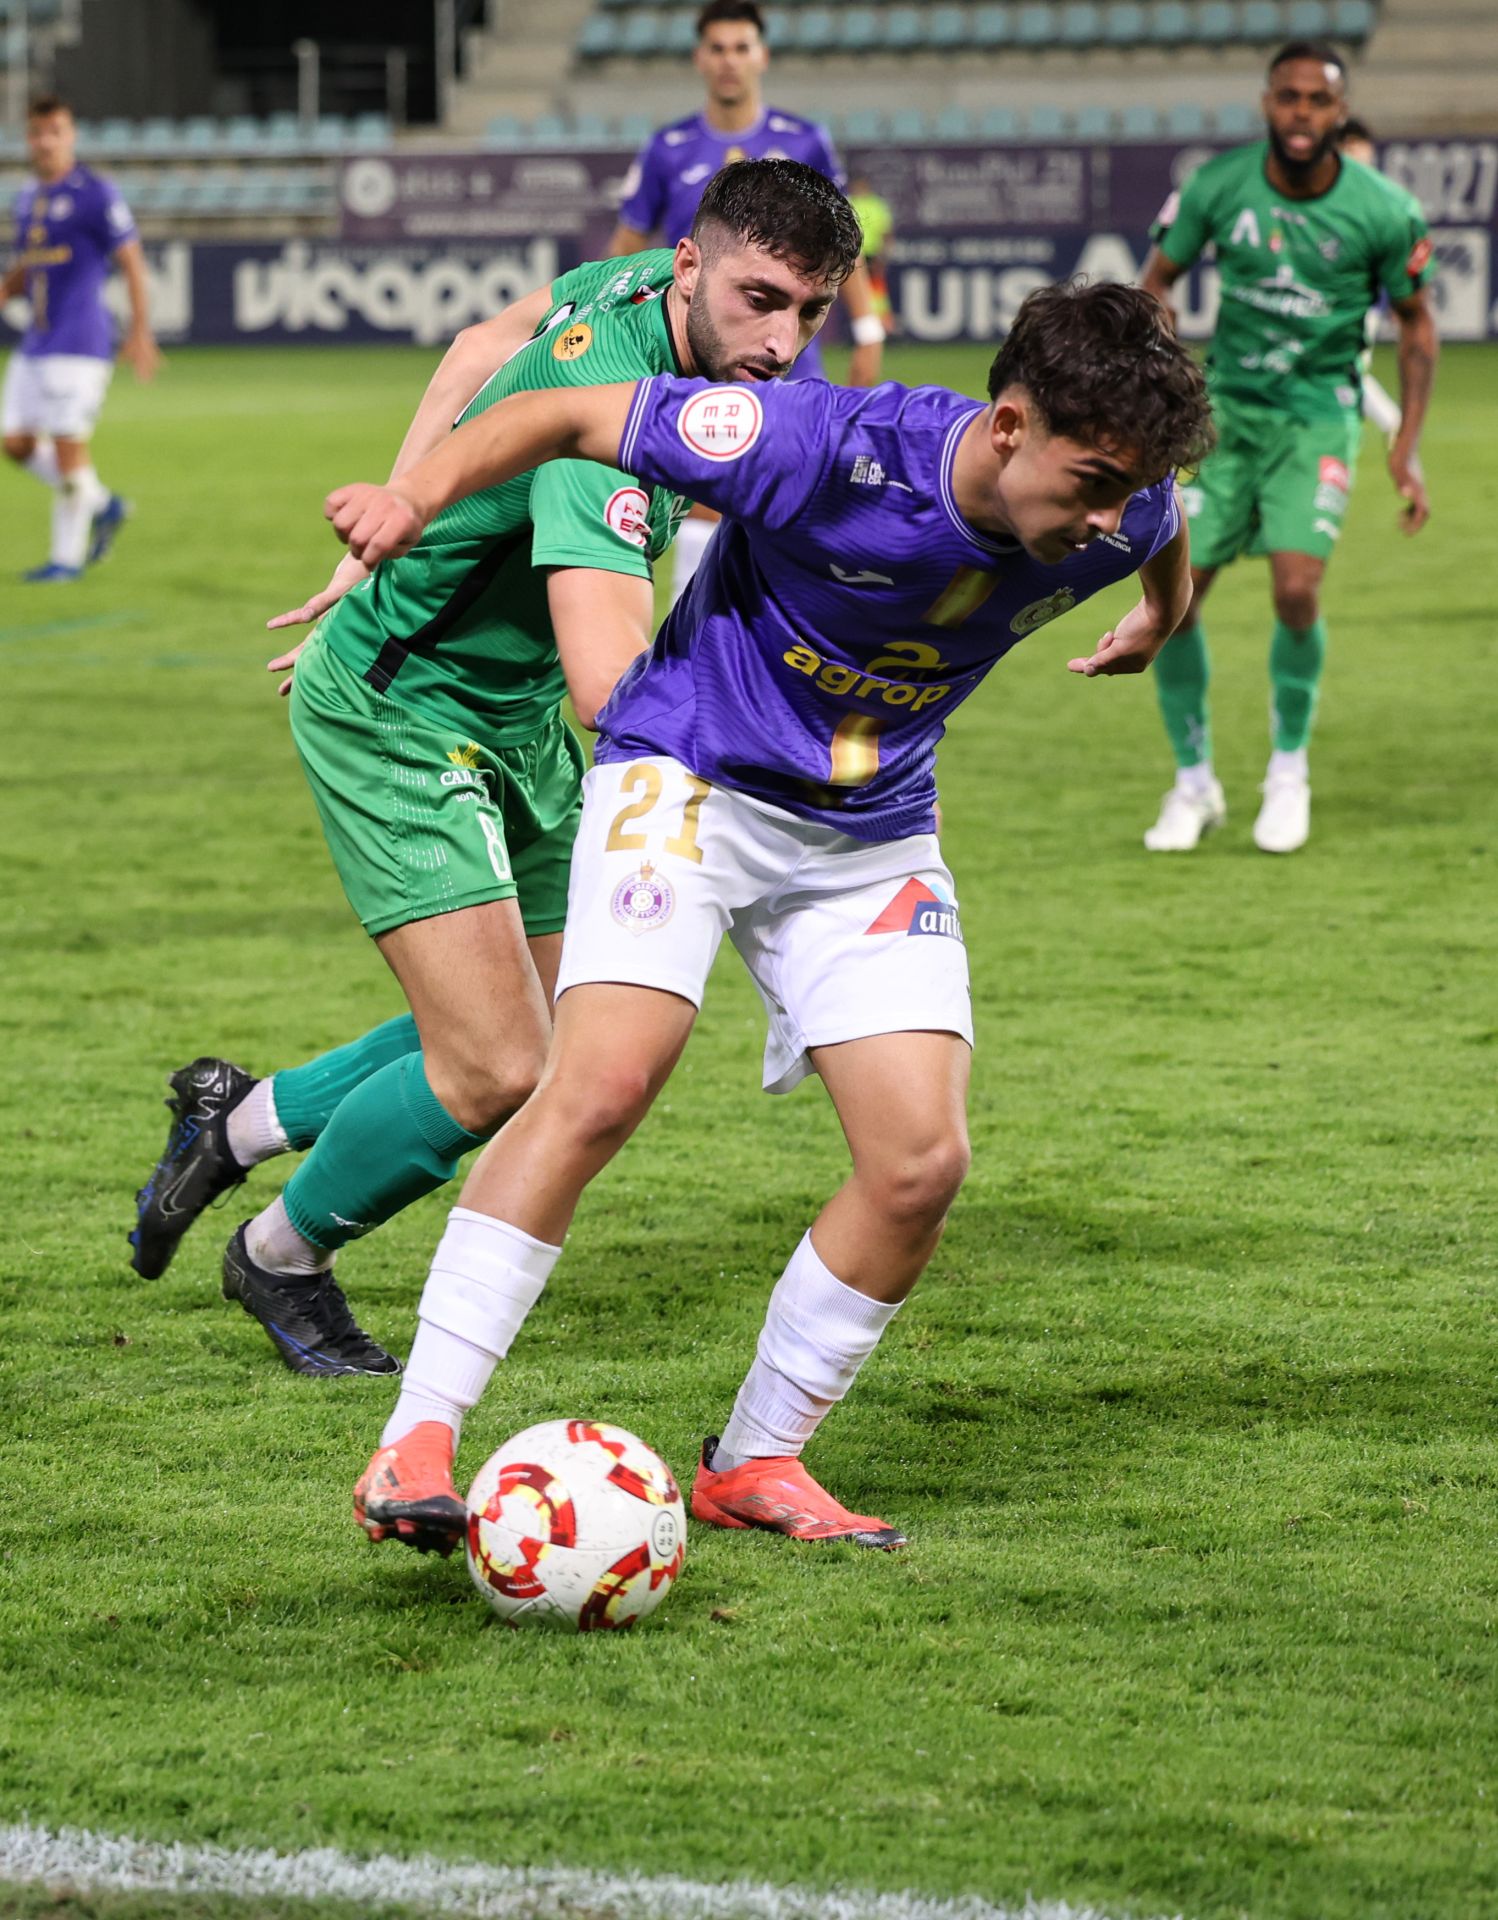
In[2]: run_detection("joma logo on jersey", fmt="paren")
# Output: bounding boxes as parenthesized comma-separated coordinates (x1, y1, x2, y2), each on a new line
(783, 641, 952, 712)
(864, 877, 963, 942)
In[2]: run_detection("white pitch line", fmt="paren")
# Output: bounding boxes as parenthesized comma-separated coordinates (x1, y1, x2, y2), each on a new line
(0, 1822, 1184, 1920)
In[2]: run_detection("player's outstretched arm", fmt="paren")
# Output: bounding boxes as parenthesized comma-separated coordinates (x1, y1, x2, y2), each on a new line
(607, 222, 654, 258)
(1067, 510, 1191, 678)
(1139, 247, 1185, 331)
(839, 261, 885, 387)
(1389, 288, 1438, 534)
(113, 240, 161, 381)
(327, 382, 640, 566)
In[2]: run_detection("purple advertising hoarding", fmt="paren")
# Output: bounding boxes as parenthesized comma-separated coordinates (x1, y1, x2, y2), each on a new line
(3, 137, 1493, 347)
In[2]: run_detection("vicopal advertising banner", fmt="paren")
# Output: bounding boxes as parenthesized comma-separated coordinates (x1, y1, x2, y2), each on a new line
(3, 138, 1493, 346)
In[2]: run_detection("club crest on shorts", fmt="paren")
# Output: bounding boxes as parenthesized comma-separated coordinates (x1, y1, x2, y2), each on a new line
(864, 877, 963, 941)
(611, 861, 675, 934)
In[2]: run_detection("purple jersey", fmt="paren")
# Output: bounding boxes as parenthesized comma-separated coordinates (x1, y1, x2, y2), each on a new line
(601, 375, 1181, 841)
(12, 165, 136, 359)
(616, 108, 845, 382)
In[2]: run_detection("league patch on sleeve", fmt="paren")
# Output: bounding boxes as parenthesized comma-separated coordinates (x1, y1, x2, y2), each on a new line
(676, 386, 764, 462)
(1405, 235, 1433, 278)
(604, 486, 651, 549)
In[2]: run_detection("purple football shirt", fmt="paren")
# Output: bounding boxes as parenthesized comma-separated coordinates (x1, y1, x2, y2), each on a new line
(12, 166, 136, 359)
(600, 375, 1181, 841)
(616, 108, 845, 382)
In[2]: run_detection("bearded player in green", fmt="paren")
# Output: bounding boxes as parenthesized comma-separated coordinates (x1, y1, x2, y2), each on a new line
(1141, 40, 1438, 855)
(128, 160, 862, 1375)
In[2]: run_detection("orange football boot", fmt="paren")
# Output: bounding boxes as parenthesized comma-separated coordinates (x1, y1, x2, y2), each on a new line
(691, 1437, 906, 1549)
(353, 1420, 466, 1556)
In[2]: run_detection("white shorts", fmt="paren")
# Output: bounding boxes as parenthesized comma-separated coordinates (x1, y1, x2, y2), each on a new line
(556, 755, 974, 1094)
(2, 352, 112, 440)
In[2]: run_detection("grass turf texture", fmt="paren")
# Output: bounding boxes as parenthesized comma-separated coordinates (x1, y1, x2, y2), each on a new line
(2, 341, 1496, 1920)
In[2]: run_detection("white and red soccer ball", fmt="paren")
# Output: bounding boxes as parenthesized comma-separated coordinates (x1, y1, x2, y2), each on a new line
(464, 1419, 686, 1631)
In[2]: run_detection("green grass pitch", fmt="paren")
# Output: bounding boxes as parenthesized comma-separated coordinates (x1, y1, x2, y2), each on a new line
(2, 340, 1496, 1920)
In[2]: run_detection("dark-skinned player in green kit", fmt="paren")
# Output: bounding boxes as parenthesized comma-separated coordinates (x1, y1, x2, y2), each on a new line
(1140, 39, 1438, 855)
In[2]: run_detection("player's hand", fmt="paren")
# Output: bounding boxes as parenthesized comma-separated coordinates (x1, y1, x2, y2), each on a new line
(847, 341, 883, 388)
(266, 639, 307, 698)
(267, 553, 370, 634)
(1067, 596, 1169, 676)
(326, 483, 426, 565)
(119, 330, 162, 381)
(1388, 446, 1430, 535)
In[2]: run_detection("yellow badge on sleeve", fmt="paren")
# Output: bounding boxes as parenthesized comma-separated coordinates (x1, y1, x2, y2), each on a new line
(553, 321, 594, 361)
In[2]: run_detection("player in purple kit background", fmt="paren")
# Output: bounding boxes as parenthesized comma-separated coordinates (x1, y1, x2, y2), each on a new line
(2, 95, 160, 582)
(608, 0, 886, 600)
(324, 278, 1214, 1561)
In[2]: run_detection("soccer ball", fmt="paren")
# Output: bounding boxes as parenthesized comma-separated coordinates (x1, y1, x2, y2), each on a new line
(464, 1419, 686, 1630)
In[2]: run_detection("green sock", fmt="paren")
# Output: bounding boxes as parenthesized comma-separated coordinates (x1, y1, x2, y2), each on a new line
(281, 1052, 486, 1253)
(272, 1014, 420, 1151)
(1269, 617, 1327, 752)
(1152, 621, 1212, 770)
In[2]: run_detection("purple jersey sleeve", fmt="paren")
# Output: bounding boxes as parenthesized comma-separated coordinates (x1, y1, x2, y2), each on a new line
(807, 123, 847, 191)
(616, 135, 669, 237)
(617, 373, 836, 529)
(1143, 481, 1182, 561)
(96, 176, 138, 252)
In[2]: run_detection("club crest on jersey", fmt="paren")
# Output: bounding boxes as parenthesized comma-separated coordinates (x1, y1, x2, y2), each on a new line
(611, 861, 675, 934)
(677, 386, 764, 461)
(1010, 587, 1078, 635)
(605, 486, 651, 549)
(864, 877, 963, 942)
(553, 321, 593, 361)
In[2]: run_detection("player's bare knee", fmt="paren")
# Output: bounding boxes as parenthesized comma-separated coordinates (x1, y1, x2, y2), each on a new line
(3, 434, 36, 464)
(1273, 584, 1320, 630)
(869, 1133, 971, 1231)
(549, 1061, 657, 1155)
(427, 1043, 546, 1135)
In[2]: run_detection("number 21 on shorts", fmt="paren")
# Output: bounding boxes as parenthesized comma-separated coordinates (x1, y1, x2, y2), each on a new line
(604, 762, 711, 866)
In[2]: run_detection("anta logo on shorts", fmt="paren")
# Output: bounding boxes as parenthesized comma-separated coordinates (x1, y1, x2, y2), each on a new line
(864, 877, 963, 942)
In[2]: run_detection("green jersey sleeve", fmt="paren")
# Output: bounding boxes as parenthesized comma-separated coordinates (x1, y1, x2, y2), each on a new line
(1372, 190, 1438, 305)
(529, 456, 655, 579)
(1151, 162, 1216, 269)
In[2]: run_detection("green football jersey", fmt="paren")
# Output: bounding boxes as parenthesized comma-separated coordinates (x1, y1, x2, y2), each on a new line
(1152, 143, 1436, 422)
(320, 249, 687, 742)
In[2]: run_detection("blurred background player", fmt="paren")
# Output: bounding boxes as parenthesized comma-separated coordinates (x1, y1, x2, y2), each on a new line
(1338, 116, 1417, 465)
(1140, 41, 1438, 855)
(848, 171, 896, 337)
(607, 0, 885, 600)
(2, 94, 159, 583)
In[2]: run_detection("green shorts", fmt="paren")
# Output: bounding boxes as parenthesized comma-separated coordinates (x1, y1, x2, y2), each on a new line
(289, 632, 584, 939)
(1181, 403, 1363, 569)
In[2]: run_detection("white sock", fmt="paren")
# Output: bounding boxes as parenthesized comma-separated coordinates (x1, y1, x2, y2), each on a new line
(225, 1077, 289, 1169)
(381, 1207, 561, 1447)
(245, 1192, 331, 1277)
(73, 463, 110, 515)
(670, 514, 716, 605)
(24, 444, 60, 487)
(1177, 761, 1217, 799)
(51, 476, 92, 569)
(715, 1233, 903, 1466)
(1267, 747, 1309, 784)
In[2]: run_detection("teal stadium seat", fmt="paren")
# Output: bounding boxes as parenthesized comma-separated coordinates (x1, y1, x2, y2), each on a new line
(578, 16, 621, 56)
(1330, 0, 1372, 39)
(571, 111, 611, 142)
(91, 119, 135, 156)
(484, 114, 522, 144)
(971, 5, 1015, 48)
(1103, 3, 1148, 44)
(1213, 99, 1261, 136)
(620, 12, 665, 55)
(933, 102, 975, 137)
(927, 7, 970, 50)
(840, 107, 888, 142)
(662, 12, 697, 52)
(1238, 1, 1285, 43)
(794, 8, 837, 51)
(889, 106, 928, 140)
(225, 116, 265, 150)
(615, 111, 656, 143)
(1073, 103, 1114, 138)
(529, 113, 568, 143)
(1119, 102, 1161, 137)
(1165, 98, 1207, 136)
(180, 118, 221, 152)
(1015, 4, 1058, 46)
(1024, 103, 1067, 138)
(265, 112, 303, 147)
(836, 6, 880, 50)
(883, 7, 926, 52)
(1194, 1, 1238, 45)
(1147, 0, 1192, 42)
(977, 103, 1020, 136)
(1060, 3, 1104, 46)
(1284, 0, 1330, 33)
